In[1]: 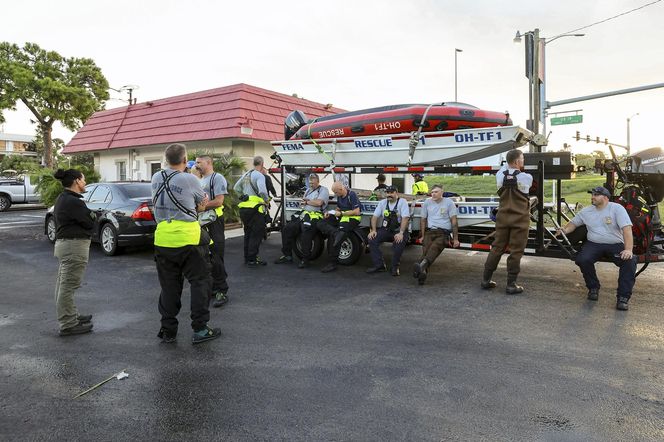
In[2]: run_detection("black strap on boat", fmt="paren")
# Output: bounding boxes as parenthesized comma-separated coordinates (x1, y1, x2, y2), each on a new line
(407, 103, 435, 165)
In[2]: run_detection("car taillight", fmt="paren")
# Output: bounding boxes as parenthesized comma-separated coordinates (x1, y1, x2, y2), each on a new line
(131, 203, 154, 221)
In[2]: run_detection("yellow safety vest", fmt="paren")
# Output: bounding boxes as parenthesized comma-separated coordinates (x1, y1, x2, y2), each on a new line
(154, 220, 201, 248)
(303, 210, 323, 220)
(238, 195, 265, 213)
(412, 180, 429, 195)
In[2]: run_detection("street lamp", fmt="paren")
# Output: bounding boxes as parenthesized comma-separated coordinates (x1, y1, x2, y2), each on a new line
(627, 112, 639, 155)
(513, 29, 584, 142)
(454, 48, 463, 101)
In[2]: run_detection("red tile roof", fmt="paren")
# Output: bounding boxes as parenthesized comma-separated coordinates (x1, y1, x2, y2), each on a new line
(64, 83, 345, 153)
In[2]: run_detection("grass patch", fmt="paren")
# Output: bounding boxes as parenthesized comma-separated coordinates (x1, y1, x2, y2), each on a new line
(424, 173, 664, 215)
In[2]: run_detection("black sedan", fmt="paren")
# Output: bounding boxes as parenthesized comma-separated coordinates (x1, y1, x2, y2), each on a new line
(45, 182, 156, 255)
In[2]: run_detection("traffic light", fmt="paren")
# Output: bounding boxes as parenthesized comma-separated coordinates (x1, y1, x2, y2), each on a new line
(575, 131, 580, 141)
(604, 138, 608, 145)
(596, 136, 600, 144)
(586, 135, 590, 142)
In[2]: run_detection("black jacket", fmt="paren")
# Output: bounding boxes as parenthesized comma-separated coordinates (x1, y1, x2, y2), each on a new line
(54, 189, 95, 239)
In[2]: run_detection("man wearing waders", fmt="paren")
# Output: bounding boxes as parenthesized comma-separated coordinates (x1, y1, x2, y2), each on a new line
(481, 149, 533, 294)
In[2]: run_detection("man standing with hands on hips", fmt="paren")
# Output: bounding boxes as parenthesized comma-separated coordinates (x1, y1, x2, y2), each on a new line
(556, 186, 637, 310)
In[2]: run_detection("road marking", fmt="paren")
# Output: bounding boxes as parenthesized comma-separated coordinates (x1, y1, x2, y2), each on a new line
(0, 220, 41, 225)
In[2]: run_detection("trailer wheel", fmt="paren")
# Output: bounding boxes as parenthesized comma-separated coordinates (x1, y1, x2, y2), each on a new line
(293, 232, 324, 261)
(332, 232, 363, 266)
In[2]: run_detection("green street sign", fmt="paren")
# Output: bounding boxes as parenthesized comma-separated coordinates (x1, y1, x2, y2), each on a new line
(550, 115, 583, 125)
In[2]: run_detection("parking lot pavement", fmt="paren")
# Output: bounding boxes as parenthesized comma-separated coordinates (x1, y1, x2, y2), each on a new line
(1, 230, 663, 441)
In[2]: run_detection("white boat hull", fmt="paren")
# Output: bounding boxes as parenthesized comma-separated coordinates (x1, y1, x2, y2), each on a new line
(272, 126, 530, 167)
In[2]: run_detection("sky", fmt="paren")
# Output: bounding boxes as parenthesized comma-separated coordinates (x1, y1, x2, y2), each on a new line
(1, 0, 663, 156)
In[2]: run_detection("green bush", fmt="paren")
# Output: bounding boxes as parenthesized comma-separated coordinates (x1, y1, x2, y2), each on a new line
(1, 155, 41, 174)
(34, 166, 100, 207)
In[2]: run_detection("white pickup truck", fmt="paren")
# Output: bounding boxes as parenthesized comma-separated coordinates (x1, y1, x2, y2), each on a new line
(0, 174, 40, 211)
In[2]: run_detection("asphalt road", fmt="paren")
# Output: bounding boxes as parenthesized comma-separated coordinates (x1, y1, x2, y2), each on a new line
(1, 209, 663, 441)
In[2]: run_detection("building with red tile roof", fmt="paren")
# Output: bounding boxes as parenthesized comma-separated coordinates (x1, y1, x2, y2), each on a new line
(65, 83, 343, 181)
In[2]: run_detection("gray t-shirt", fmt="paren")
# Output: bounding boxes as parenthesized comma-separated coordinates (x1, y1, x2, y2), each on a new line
(303, 185, 329, 212)
(570, 202, 633, 244)
(496, 165, 533, 194)
(233, 170, 268, 201)
(152, 169, 205, 222)
(421, 197, 458, 230)
(200, 172, 228, 199)
(373, 197, 411, 224)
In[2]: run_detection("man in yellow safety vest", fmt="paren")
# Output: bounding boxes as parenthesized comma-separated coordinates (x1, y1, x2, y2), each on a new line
(151, 143, 221, 345)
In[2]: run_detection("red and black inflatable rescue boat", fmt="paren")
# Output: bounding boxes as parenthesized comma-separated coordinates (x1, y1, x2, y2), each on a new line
(284, 103, 511, 140)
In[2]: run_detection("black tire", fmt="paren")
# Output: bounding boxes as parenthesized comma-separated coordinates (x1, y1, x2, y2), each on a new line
(100, 223, 121, 256)
(0, 195, 11, 212)
(331, 232, 363, 266)
(293, 232, 324, 261)
(46, 216, 57, 244)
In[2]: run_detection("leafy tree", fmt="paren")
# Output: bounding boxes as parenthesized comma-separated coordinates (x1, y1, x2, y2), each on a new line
(0, 42, 109, 168)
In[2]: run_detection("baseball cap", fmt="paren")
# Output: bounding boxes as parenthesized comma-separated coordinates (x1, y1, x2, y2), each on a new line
(411, 173, 423, 178)
(588, 186, 611, 198)
(385, 185, 398, 193)
(186, 160, 196, 169)
(308, 172, 319, 180)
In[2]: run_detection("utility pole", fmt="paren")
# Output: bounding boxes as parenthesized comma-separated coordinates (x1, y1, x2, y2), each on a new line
(454, 49, 463, 101)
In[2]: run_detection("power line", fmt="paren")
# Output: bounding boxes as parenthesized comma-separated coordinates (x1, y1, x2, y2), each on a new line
(559, 0, 662, 36)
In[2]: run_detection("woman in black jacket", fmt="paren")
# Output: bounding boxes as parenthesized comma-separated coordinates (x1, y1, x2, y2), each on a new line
(53, 169, 95, 336)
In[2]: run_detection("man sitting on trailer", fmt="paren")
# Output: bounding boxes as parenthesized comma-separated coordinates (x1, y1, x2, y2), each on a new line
(274, 173, 329, 268)
(367, 185, 411, 276)
(480, 149, 533, 294)
(412, 184, 459, 285)
(317, 181, 362, 273)
(556, 186, 637, 311)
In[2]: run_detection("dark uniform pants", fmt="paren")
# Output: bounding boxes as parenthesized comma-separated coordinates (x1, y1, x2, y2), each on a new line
(369, 228, 409, 268)
(240, 207, 266, 262)
(203, 216, 228, 294)
(575, 240, 637, 299)
(316, 217, 360, 263)
(421, 229, 450, 264)
(155, 244, 211, 333)
(282, 218, 319, 261)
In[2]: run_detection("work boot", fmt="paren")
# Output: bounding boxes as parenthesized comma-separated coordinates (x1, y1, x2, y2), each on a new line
(59, 322, 93, 337)
(298, 259, 309, 269)
(274, 255, 293, 264)
(480, 270, 496, 289)
(157, 327, 177, 343)
(587, 288, 599, 301)
(391, 266, 400, 276)
(247, 258, 268, 267)
(616, 297, 629, 311)
(366, 263, 387, 274)
(505, 283, 524, 295)
(212, 291, 229, 308)
(192, 326, 221, 345)
(413, 260, 428, 285)
(321, 263, 337, 273)
(77, 314, 92, 324)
